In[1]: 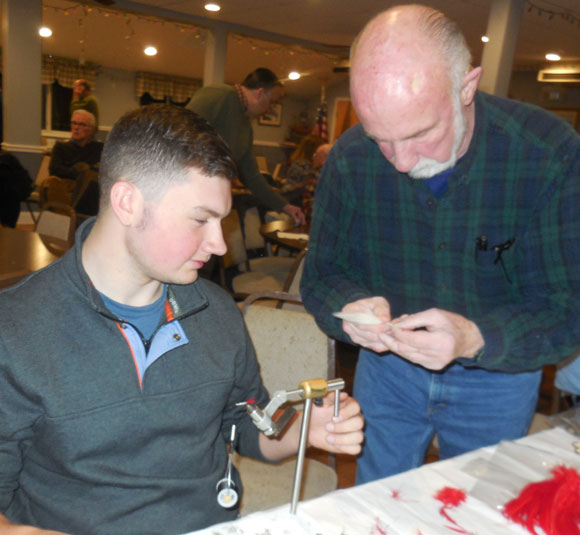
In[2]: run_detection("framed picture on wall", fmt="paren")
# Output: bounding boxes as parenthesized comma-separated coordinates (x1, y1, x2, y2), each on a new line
(258, 103, 282, 126)
(548, 108, 578, 129)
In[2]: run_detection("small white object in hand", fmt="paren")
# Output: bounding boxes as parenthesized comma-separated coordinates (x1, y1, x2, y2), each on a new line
(276, 231, 309, 241)
(333, 311, 383, 325)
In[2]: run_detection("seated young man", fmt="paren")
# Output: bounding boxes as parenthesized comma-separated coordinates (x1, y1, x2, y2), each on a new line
(0, 105, 363, 535)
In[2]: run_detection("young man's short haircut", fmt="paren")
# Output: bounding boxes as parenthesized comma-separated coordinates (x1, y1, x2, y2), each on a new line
(241, 68, 282, 91)
(98, 104, 238, 207)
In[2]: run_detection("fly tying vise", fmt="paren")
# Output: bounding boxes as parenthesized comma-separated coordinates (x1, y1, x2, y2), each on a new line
(237, 377, 345, 514)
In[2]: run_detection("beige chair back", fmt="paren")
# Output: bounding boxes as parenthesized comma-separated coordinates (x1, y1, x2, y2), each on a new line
(242, 292, 335, 391)
(235, 291, 338, 514)
(243, 207, 265, 251)
(35, 201, 77, 248)
(220, 209, 249, 270)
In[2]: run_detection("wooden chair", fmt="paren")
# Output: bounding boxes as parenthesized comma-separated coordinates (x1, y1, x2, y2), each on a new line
(235, 291, 338, 515)
(272, 162, 282, 181)
(24, 153, 52, 224)
(255, 156, 269, 174)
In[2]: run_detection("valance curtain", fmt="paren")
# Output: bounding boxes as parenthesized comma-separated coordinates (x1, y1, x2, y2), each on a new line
(41, 56, 98, 88)
(135, 72, 201, 102)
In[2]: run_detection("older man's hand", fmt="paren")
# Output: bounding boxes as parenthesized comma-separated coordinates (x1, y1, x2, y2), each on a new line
(340, 296, 392, 353)
(282, 204, 306, 225)
(378, 308, 484, 370)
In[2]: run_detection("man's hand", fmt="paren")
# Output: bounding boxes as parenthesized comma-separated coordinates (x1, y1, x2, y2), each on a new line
(377, 308, 484, 370)
(307, 392, 364, 455)
(259, 392, 364, 460)
(0, 513, 68, 534)
(340, 297, 392, 353)
(282, 204, 306, 225)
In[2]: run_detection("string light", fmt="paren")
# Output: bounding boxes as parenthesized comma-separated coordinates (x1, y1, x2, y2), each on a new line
(44, 1, 207, 38)
(44, 0, 343, 66)
(525, 0, 580, 26)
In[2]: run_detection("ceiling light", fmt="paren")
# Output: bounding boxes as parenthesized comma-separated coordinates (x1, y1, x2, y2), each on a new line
(205, 3, 221, 12)
(144, 46, 158, 56)
(481, 35, 489, 43)
(39, 26, 52, 38)
(288, 71, 301, 80)
(545, 53, 561, 61)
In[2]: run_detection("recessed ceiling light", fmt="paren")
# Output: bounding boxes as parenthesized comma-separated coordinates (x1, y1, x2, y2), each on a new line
(144, 46, 158, 56)
(205, 3, 221, 12)
(546, 53, 561, 61)
(39, 26, 52, 38)
(288, 71, 301, 80)
(481, 35, 489, 43)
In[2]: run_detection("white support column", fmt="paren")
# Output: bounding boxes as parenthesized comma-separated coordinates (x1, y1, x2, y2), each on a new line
(2, 0, 44, 174)
(203, 28, 228, 87)
(479, 0, 526, 97)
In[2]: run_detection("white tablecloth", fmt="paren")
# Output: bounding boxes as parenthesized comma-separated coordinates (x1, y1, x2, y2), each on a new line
(185, 427, 580, 535)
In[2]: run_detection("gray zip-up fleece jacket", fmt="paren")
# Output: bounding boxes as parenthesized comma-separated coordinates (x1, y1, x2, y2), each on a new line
(0, 219, 269, 534)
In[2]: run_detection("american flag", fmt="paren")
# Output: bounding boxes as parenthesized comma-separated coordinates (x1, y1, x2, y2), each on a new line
(314, 101, 328, 142)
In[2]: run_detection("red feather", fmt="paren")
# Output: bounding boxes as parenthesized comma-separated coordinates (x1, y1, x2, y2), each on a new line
(503, 465, 580, 535)
(434, 487, 473, 534)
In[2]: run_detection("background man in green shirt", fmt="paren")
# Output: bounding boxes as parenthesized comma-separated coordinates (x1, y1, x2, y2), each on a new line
(70, 78, 99, 128)
(188, 68, 305, 225)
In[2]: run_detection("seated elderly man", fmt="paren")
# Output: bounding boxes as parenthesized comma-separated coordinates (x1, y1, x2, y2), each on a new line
(48, 109, 103, 214)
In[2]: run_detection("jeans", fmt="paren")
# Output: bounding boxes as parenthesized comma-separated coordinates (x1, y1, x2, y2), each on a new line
(353, 349, 542, 484)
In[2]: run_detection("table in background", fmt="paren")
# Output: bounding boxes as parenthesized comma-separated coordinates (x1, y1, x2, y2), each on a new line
(260, 220, 309, 254)
(186, 427, 580, 535)
(0, 227, 64, 288)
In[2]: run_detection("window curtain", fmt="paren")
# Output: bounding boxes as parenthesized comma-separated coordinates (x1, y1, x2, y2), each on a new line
(42, 56, 98, 89)
(136, 72, 201, 104)
(51, 82, 73, 131)
(42, 56, 99, 131)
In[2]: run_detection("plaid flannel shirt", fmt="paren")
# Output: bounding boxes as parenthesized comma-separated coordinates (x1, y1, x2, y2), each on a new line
(301, 91, 580, 372)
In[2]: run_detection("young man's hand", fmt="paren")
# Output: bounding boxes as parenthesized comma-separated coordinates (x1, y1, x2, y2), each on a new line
(0, 514, 69, 534)
(259, 392, 364, 460)
(307, 392, 364, 455)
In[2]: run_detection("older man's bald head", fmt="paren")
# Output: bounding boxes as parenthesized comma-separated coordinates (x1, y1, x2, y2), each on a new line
(349, 5, 481, 178)
(351, 5, 471, 95)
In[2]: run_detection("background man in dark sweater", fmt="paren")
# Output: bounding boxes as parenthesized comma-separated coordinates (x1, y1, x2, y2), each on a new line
(48, 109, 103, 213)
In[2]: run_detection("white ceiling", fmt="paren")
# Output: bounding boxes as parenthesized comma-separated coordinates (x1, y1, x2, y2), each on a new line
(38, 0, 580, 98)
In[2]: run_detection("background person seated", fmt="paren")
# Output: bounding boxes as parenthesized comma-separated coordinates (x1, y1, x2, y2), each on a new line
(48, 109, 103, 215)
(284, 137, 332, 222)
(285, 134, 324, 190)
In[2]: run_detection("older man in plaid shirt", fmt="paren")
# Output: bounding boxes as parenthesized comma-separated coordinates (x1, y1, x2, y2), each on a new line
(301, 4, 580, 484)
